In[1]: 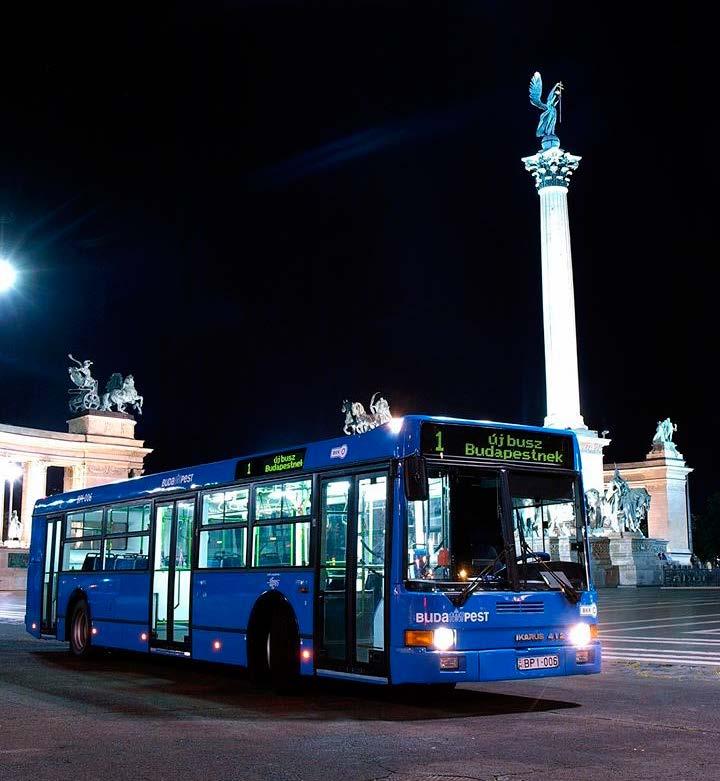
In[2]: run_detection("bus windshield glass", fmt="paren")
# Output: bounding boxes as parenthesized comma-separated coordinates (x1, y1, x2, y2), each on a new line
(406, 467, 587, 591)
(407, 468, 508, 588)
(509, 471, 587, 591)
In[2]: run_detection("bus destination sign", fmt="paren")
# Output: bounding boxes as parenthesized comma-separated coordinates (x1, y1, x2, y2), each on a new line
(235, 449, 307, 480)
(421, 423, 573, 467)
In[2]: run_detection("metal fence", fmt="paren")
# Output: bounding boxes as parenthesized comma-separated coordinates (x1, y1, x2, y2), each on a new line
(662, 564, 720, 587)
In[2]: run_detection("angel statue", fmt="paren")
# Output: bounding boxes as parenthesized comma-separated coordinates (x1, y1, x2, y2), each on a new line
(529, 72, 563, 148)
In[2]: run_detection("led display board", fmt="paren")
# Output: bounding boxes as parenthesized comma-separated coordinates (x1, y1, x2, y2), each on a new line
(235, 449, 307, 480)
(421, 423, 574, 468)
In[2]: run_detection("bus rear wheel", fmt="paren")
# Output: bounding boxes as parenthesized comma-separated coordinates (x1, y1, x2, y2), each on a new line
(251, 610, 299, 692)
(69, 599, 93, 658)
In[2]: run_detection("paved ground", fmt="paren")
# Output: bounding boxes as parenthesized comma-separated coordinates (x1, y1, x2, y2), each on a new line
(0, 588, 719, 780)
(599, 587, 720, 666)
(0, 591, 24, 624)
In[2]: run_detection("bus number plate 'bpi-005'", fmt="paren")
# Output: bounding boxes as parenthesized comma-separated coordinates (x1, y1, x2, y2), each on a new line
(517, 654, 560, 671)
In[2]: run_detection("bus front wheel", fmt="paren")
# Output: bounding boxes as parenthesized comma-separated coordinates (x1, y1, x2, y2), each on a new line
(69, 599, 93, 658)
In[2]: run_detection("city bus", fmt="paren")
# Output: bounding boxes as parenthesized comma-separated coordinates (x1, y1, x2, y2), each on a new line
(25, 415, 600, 688)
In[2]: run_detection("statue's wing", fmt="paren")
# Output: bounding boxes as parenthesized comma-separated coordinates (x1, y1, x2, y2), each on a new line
(529, 72, 546, 110)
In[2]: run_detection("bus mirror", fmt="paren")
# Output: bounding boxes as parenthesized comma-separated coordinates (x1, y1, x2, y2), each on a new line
(404, 455, 429, 501)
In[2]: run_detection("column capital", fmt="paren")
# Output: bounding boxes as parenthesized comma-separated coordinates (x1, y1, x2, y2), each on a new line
(522, 147, 581, 190)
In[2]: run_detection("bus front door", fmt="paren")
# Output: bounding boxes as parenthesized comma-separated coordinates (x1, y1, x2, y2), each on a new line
(317, 473, 388, 678)
(40, 516, 62, 634)
(150, 499, 194, 652)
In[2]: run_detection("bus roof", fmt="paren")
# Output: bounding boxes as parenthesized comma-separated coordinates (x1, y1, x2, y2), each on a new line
(33, 415, 579, 515)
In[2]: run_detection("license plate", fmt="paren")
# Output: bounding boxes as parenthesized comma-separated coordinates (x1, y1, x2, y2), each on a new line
(517, 654, 560, 671)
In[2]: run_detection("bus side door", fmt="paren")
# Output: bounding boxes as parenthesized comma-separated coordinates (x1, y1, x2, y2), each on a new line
(316, 472, 388, 677)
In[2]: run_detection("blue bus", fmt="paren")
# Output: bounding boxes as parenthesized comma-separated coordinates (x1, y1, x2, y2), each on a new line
(25, 415, 600, 688)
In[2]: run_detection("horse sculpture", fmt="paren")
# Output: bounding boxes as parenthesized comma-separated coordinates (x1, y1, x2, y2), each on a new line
(100, 373, 144, 415)
(586, 470, 651, 536)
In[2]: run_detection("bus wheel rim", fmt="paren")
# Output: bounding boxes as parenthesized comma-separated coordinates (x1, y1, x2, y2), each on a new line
(75, 609, 87, 651)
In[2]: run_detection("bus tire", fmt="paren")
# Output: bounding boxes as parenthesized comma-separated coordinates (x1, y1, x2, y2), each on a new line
(267, 610, 300, 692)
(68, 599, 93, 658)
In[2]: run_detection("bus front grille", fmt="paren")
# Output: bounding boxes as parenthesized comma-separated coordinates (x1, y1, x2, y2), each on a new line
(496, 601, 544, 614)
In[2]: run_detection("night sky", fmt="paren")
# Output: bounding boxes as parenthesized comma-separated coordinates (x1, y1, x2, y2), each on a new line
(0, 4, 714, 506)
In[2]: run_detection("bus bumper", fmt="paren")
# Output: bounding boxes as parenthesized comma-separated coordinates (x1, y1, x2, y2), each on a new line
(391, 642, 602, 685)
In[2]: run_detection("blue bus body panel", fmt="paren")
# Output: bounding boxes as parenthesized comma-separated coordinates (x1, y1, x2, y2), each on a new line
(26, 415, 593, 685)
(55, 572, 151, 649)
(389, 589, 600, 684)
(25, 514, 46, 636)
(191, 571, 314, 670)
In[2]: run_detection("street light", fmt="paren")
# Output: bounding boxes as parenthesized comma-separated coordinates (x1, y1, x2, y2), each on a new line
(0, 258, 17, 292)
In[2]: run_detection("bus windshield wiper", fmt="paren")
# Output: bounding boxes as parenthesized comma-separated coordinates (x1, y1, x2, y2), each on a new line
(449, 548, 508, 607)
(516, 536, 580, 605)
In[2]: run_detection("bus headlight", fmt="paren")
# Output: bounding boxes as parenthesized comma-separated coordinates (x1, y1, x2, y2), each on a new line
(433, 627, 455, 651)
(568, 622, 592, 649)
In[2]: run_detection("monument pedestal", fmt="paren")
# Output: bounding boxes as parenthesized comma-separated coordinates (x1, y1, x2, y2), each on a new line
(65, 411, 149, 489)
(549, 536, 577, 563)
(606, 443, 693, 565)
(590, 535, 668, 587)
(0, 547, 28, 591)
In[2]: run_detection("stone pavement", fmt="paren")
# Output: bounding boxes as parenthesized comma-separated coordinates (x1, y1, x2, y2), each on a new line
(598, 587, 720, 666)
(1, 620, 718, 781)
(0, 591, 24, 624)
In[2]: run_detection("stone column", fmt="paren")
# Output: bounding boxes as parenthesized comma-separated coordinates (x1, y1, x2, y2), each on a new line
(20, 460, 48, 548)
(0, 476, 5, 542)
(522, 147, 585, 431)
(64, 462, 88, 493)
(576, 432, 612, 494)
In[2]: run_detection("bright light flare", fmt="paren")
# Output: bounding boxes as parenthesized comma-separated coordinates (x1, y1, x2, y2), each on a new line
(0, 259, 17, 292)
(0, 462, 22, 482)
(568, 622, 592, 649)
(388, 417, 404, 434)
(433, 627, 455, 651)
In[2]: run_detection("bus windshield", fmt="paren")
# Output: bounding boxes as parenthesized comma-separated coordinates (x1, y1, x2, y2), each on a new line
(406, 467, 587, 591)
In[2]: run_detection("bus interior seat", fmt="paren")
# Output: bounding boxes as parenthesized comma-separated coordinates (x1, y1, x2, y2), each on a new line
(82, 554, 100, 572)
(258, 552, 281, 566)
(324, 575, 346, 591)
(364, 571, 383, 608)
(222, 555, 243, 568)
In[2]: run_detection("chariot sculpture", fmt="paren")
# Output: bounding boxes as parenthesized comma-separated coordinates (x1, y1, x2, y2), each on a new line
(342, 393, 392, 435)
(67, 355, 101, 412)
(67, 355, 144, 416)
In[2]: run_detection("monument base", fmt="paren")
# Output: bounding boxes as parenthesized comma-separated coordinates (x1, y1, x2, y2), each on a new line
(549, 536, 578, 563)
(608, 444, 693, 567)
(590, 535, 668, 587)
(0, 547, 28, 591)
